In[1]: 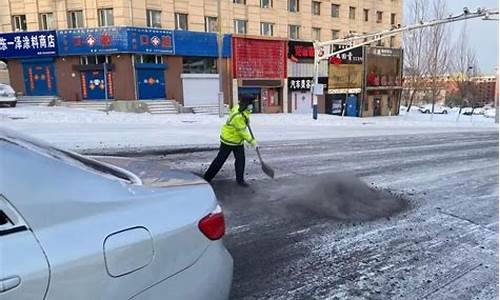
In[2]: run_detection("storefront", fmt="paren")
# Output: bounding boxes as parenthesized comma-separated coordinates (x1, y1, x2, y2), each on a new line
(232, 36, 287, 113)
(0, 30, 59, 97)
(287, 41, 328, 114)
(326, 45, 363, 116)
(173, 31, 231, 107)
(363, 47, 403, 117)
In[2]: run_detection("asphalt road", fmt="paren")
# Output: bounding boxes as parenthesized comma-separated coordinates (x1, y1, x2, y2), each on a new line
(97, 130, 499, 300)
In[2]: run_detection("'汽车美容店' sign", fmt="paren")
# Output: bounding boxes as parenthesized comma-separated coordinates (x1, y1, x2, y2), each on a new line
(288, 77, 328, 91)
(0, 31, 58, 58)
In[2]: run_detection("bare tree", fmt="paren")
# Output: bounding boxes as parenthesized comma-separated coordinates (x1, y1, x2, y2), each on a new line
(425, 0, 451, 117)
(447, 22, 480, 118)
(403, 0, 429, 112)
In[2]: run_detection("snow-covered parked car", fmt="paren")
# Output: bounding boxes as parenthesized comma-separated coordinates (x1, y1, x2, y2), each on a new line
(418, 104, 449, 114)
(0, 127, 233, 300)
(0, 83, 17, 107)
(484, 108, 496, 118)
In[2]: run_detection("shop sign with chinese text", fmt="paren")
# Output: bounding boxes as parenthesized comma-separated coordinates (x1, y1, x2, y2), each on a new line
(0, 30, 58, 58)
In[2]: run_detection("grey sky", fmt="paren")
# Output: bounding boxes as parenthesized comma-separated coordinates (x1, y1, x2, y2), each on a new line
(405, 0, 499, 75)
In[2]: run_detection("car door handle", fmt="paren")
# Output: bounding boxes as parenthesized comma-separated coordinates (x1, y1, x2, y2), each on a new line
(0, 276, 21, 293)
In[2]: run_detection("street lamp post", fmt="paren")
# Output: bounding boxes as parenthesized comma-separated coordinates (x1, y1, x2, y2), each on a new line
(216, 0, 224, 118)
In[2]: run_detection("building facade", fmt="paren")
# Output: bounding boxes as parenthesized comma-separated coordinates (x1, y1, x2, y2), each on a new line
(1, 0, 403, 43)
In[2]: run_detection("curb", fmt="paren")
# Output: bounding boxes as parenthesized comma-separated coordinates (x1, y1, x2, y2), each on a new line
(80, 145, 220, 157)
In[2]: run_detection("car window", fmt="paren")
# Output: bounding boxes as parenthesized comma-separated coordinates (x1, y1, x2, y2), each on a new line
(0, 84, 15, 95)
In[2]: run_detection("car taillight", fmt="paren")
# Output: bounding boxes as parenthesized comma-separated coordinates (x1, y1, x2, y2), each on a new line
(198, 204, 225, 240)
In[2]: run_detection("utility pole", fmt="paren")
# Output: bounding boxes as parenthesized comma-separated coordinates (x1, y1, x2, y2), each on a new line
(216, 0, 224, 118)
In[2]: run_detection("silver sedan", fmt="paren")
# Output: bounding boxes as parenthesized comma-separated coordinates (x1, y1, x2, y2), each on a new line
(0, 128, 233, 299)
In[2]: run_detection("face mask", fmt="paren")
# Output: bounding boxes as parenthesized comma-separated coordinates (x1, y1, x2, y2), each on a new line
(246, 104, 253, 112)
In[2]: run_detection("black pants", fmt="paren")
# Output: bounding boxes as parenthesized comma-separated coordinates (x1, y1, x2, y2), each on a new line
(204, 143, 245, 183)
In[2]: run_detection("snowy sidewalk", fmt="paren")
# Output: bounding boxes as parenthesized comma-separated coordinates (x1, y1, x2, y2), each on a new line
(0, 106, 497, 155)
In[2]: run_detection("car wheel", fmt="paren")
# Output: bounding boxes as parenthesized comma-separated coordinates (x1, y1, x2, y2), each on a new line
(10, 102, 16, 107)
(442, 110, 447, 114)
(425, 110, 430, 114)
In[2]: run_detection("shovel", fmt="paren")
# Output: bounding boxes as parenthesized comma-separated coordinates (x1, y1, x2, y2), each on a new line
(247, 124, 275, 179)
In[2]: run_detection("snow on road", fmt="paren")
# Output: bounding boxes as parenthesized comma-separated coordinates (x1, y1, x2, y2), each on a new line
(0, 106, 497, 153)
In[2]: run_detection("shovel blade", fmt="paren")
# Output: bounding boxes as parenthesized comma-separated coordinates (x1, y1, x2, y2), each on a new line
(261, 162, 275, 178)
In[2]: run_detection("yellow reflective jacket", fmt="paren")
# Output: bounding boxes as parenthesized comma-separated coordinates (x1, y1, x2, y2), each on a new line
(220, 105, 255, 146)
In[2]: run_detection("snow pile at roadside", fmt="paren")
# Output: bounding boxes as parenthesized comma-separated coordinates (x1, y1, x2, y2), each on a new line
(0, 106, 497, 153)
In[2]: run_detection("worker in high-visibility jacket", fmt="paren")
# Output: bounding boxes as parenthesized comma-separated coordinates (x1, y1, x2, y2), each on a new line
(204, 96, 257, 187)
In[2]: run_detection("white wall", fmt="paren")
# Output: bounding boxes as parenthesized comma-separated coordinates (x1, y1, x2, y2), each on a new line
(181, 74, 219, 106)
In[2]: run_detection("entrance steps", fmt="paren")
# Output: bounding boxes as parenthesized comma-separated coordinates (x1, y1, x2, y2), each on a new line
(60, 101, 111, 112)
(143, 100, 179, 115)
(188, 105, 228, 115)
(17, 96, 59, 106)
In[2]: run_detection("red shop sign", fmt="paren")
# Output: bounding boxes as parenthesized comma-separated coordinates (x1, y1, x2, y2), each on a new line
(232, 37, 287, 79)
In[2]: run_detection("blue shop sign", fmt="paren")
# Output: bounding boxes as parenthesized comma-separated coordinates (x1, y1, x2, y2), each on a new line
(128, 27, 174, 55)
(58, 27, 128, 55)
(174, 31, 231, 57)
(58, 27, 174, 56)
(0, 30, 58, 58)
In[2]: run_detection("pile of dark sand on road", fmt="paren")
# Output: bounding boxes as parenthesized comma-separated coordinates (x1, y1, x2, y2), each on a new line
(284, 173, 408, 221)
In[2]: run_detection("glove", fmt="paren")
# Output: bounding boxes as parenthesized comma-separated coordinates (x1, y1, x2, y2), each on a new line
(249, 139, 257, 147)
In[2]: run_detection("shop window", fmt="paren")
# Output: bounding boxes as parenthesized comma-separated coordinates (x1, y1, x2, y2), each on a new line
(39, 13, 54, 30)
(182, 57, 217, 74)
(364, 9, 369, 22)
(312, 1, 321, 15)
(147, 10, 161, 28)
(331, 4, 340, 18)
(234, 19, 247, 34)
(12, 15, 27, 32)
(205, 16, 218, 32)
(68, 10, 84, 28)
(364, 99, 369, 111)
(98, 8, 114, 26)
(135, 55, 163, 64)
(261, 0, 272, 8)
(80, 55, 112, 65)
(387, 96, 392, 109)
(261, 22, 274, 36)
(349, 7, 356, 20)
(289, 25, 300, 40)
(175, 13, 188, 30)
(289, 0, 299, 12)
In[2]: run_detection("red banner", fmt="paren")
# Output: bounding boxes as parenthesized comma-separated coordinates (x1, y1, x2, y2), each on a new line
(232, 37, 287, 79)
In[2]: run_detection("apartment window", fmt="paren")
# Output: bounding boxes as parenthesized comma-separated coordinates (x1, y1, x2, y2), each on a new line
(12, 15, 27, 31)
(312, 1, 321, 15)
(331, 29, 340, 39)
(261, 22, 274, 36)
(146, 10, 161, 28)
(205, 16, 218, 32)
(80, 55, 112, 65)
(98, 8, 114, 26)
(135, 55, 163, 64)
(175, 13, 188, 30)
(331, 4, 340, 18)
(261, 0, 272, 8)
(391, 13, 396, 25)
(233, 0, 246, 4)
(289, 0, 299, 12)
(376, 11, 383, 23)
(312, 27, 321, 40)
(183, 57, 217, 74)
(349, 7, 356, 20)
(390, 36, 395, 47)
(234, 19, 247, 34)
(377, 39, 384, 47)
(289, 25, 300, 39)
(39, 13, 54, 30)
(364, 9, 369, 22)
(68, 10, 84, 28)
